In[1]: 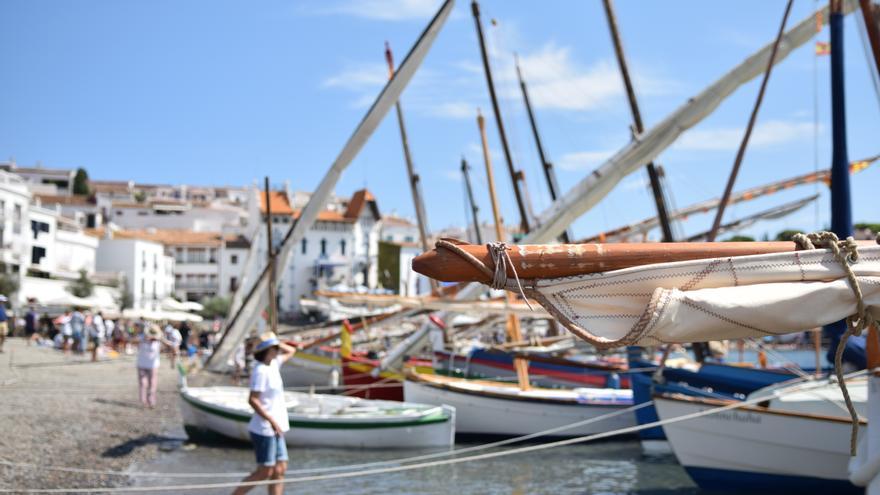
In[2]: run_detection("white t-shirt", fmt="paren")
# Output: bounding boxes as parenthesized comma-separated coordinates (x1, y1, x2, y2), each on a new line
(137, 337, 161, 369)
(247, 358, 289, 436)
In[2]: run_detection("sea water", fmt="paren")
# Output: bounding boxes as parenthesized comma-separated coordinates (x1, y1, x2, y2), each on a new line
(134, 436, 698, 494)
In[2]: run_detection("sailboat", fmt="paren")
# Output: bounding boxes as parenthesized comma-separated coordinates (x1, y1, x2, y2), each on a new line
(654, 376, 866, 494)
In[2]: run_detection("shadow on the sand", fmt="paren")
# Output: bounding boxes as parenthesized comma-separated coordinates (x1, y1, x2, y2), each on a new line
(102, 434, 186, 458)
(93, 398, 142, 409)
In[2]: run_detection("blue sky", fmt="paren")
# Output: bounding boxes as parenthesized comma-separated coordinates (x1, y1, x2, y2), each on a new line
(2, 0, 878, 241)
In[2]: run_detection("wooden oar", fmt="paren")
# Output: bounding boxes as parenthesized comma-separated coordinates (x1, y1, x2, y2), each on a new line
(412, 238, 877, 283)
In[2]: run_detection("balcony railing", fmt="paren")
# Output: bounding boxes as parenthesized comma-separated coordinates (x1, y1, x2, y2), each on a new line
(175, 280, 218, 290)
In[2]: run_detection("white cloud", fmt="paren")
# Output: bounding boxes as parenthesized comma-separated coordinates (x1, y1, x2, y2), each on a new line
(489, 43, 678, 112)
(428, 101, 474, 119)
(325, 0, 442, 21)
(557, 150, 615, 171)
(674, 120, 818, 151)
(322, 63, 387, 91)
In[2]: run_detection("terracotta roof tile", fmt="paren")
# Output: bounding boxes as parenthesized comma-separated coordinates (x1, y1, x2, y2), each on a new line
(344, 189, 380, 220)
(259, 191, 294, 215)
(35, 194, 96, 206)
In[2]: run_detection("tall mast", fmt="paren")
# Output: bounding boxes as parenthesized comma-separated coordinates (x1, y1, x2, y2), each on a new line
(263, 177, 278, 333)
(471, 0, 532, 234)
(601, 0, 674, 243)
(824, 0, 856, 361)
(514, 56, 572, 243)
(385, 42, 437, 292)
(477, 109, 530, 390)
(461, 157, 484, 244)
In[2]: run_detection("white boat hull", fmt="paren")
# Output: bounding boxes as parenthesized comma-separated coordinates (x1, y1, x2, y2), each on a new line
(281, 353, 339, 388)
(180, 387, 454, 449)
(403, 378, 635, 437)
(654, 394, 863, 494)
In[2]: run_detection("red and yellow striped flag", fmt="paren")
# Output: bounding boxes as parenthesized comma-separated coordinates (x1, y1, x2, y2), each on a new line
(815, 41, 831, 56)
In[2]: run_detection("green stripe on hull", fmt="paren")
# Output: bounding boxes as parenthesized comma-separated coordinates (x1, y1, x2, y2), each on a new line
(181, 393, 450, 429)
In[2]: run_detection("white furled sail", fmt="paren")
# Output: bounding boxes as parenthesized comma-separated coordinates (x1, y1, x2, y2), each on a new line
(523, 245, 880, 349)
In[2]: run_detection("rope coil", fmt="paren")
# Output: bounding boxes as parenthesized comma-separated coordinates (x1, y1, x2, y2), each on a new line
(792, 231, 876, 455)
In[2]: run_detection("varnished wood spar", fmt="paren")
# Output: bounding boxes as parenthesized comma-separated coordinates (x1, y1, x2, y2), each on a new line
(412, 239, 878, 283)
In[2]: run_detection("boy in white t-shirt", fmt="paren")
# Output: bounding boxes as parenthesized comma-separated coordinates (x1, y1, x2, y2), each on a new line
(232, 332, 296, 495)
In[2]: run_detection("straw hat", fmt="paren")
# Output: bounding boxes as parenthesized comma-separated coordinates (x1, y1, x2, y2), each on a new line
(145, 324, 163, 340)
(252, 332, 280, 354)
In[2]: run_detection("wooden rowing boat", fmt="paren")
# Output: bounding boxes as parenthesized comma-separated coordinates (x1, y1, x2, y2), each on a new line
(179, 386, 455, 449)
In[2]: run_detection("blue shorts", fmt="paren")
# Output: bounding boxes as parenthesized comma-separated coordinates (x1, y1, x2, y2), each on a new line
(249, 432, 288, 467)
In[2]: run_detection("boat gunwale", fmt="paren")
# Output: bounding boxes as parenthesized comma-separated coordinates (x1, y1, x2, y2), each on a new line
(180, 389, 453, 429)
(653, 391, 867, 425)
(406, 372, 632, 407)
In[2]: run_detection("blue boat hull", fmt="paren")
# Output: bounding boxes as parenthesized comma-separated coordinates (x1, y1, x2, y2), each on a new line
(685, 467, 862, 494)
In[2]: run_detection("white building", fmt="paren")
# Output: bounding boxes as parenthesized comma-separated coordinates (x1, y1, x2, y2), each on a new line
(240, 188, 383, 315)
(0, 171, 32, 289)
(95, 235, 174, 310)
(108, 199, 245, 232)
(0, 161, 75, 196)
(34, 194, 103, 229)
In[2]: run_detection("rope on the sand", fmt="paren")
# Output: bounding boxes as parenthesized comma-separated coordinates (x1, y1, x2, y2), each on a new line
(0, 401, 653, 479)
(1, 371, 864, 493)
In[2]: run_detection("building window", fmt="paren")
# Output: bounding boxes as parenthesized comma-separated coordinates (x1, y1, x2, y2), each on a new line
(230, 254, 238, 265)
(301, 238, 307, 254)
(153, 253, 158, 271)
(142, 251, 146, 269)
(140, 278, 145, 295)
(230, 277, 238, 292)
(320, 238, 327, 256)
(404, 235, 414, 243)
(31, 246, 46, 264)
(340, 240, 346, 256)
(152, 280, 157, 298)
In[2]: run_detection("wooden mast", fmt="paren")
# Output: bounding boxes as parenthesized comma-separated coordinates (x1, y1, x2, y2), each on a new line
(706, 0, 794, 242)
(263, 177, 278, 333)
(514, 55, 572, 243)
(477, 109, 530, 391)
(601, 0, 675, 243)
(858, 0, 880, 79)
(385, 41, 437, 292)
(471, 0, 532, 234)
(461, 157, 484, 244)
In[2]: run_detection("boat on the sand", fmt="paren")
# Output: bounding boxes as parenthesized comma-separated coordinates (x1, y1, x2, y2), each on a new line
(179, 386, 455, 449)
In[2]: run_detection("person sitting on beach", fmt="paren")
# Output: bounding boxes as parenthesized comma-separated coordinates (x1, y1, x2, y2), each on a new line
(136, 324, 171, 409)
(0, 295, 8, 353)
(232, 332, 296, 495)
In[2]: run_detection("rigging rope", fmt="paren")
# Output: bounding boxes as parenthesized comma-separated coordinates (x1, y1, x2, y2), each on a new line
(0, 402, 652, 480)
(792, 231, 878, 455)
(2, 371, 863, 493)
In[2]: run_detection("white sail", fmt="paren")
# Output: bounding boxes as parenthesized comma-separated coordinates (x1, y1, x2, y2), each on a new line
(527, 0, 857, 243)
(208, 0, 456, 371)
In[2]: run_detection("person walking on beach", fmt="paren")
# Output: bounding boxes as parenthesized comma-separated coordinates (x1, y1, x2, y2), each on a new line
(165, 322, 182, 369)
(232, 332, 296, 495)
(57, 310, 73, 354)
(89, 311, 105, 362)
(25, 303, 38, 346)
(71, 308, 85, 354)
(136, 324, 170, 408)
(0, 295, 8, 353)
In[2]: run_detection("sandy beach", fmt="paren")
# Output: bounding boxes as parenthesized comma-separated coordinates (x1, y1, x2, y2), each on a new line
(0, 338, 201, 492)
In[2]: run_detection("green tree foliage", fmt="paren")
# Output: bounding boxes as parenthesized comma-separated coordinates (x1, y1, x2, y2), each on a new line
(200, 296, 230, 319)
(855, 223, 880, 234)
(0, 272, 20, 300)
(68, 269, 94, 298)
(73, 168, 90, 196)
(774, 229, 802, 242)
(118, 276, 133, 309)
(723, 235, 755, 242)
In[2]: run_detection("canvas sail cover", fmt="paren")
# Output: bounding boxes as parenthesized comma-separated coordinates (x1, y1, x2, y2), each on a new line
(523, 246, 880, 350)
